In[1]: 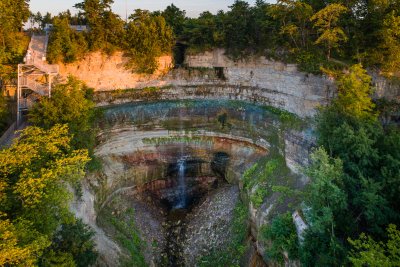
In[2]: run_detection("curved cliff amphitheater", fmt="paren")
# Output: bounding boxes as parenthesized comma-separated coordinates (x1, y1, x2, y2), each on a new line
(15, 36, 327, 266)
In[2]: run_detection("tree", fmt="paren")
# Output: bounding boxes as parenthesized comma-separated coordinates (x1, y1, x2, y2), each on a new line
(0, 0, 30, 38)
(0, 0, 30, 82)
(47, 17, 88, 63)
(29, 77, 95, 150)
(223, 0, 256, 59)
(125, 10, 174, 73)
(74, 0, 124, 51)
(269, 0, 313, 50)
(335, 64, 376, 121)
(182, 11, 224, 52)
(316, 110, 393, 232)
(41, 12, 53, 29)
(40, 219, 98, 267)
(378, 11, 400, 76)
(310, 3, 348, 59)
(0, 93, 9, 133)
(252, 0, 276, 50)
(0, 218, 51, 266)
(0, 125, 91, 265)
(348, 224, 400, 267)
(101, 9, 125, 53)
(161, 4, 186, 38)
(301, 147, 348, 266)
(261, 212, 299, 263)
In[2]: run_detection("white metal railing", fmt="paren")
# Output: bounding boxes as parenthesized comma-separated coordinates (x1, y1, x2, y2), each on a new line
(23, 34, 59, 74)
(24, 56, 59, 74)
(20, 77, 49, 96)
(34, 60, 59, 74)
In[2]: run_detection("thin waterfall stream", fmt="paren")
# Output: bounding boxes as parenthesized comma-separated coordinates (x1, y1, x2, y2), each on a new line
(165, 158, 189, 266)
(174, 159, 187, 209)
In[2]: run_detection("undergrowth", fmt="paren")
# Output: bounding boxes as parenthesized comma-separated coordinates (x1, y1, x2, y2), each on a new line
(98, 205, 147, 267)
(260, 212, 299, 263)
(242, 152, 292, 209)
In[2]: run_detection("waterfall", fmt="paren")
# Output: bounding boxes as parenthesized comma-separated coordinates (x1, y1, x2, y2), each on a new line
(174, 159, 187, 209)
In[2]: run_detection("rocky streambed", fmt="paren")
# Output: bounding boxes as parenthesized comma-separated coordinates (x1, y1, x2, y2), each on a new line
(96, 165, 240, 266)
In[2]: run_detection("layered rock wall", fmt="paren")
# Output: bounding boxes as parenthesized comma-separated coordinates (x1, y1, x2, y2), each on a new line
(58, 49, 400, 119)
(59, 49, 336, 118)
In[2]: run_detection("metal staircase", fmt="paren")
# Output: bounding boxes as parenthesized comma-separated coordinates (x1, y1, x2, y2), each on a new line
(0, 34, 59, 148)
(17, 33, 59, 124)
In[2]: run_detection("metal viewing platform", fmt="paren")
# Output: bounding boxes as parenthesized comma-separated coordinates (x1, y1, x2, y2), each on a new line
(17, 33, 59, 124)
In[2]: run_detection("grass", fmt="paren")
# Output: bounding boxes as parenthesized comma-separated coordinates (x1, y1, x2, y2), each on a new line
(263, 106, 305, 130)
(97, 200, 147, 267)
(93, 86, 164, 103)
(142, 135, 213, 146)
(112, 211, 147, 267)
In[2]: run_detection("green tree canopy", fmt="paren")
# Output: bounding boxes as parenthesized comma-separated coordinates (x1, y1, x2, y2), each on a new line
(29, 76, 95, 150)
(378, 11, 400, 76)
(335, 64, 376, 121)
(261, 212, 299, 263)
(47, 17, 88, 63)
(125, 10, 174, 73)
(161, 4, 186, 38)
(0, 125, 91, 265)
(270, 0, 313, 50)
(74, 0, 124, 51)
(348, 224, 400, 267)
(0, 0, 30, 81)
(310, 3, 348, 59)
(223, 0, 256, 59)
(301, 147, 348, 266)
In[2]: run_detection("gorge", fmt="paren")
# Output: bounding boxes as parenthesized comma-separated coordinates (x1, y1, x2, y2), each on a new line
(71, 99, 310, 266)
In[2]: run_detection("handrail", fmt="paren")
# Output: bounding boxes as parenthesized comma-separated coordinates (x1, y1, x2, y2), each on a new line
(24, 34, 59, 74)
(20, 77, 49, 96)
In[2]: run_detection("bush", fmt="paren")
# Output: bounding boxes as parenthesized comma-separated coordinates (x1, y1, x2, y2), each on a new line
(40, 219, 98, 267)
(261, 212, 299, 263)
(29, 76, 96, 151)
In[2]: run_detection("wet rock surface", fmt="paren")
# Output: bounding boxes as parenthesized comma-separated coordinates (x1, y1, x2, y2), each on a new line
(163, 209, 188, 266)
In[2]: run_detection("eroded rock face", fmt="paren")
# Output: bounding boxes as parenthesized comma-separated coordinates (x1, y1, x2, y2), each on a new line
(58, 52, 172, 90)
(71, 100, 314, 266)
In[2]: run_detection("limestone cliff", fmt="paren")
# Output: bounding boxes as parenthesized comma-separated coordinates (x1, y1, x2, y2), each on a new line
(58, 51, 173, 90)
(57, 49, 399, 119)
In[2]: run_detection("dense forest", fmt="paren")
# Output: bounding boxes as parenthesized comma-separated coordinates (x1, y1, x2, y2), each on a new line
(24, 0, 400, 77)
(1, 0, 400, 266)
